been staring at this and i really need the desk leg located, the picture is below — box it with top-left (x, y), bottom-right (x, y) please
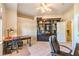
top-left (29, 38), bottom-right (31, 46)
top-left (27, 39), bottom-right (28, 44)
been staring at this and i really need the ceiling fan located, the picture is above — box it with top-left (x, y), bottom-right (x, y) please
top-left (36, 3), bottom-right (52, 13)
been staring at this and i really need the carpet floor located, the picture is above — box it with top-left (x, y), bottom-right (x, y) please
top-left (4, 41), bottom-right (72, 56)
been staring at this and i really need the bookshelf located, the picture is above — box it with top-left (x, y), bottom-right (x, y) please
top-left (37, 17), bottom-right (61, 41)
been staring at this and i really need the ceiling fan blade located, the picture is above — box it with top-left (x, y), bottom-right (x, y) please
top-left (41, 3), bottom-right (52, 11)
top-left (36, 3), bottom-right (52, 13)
top-left (40, 7), bottom-right (45, 13)
top-left (47, 8), bottom-right (52, 11)
top-left (46, 4), bottom-right (53, 7)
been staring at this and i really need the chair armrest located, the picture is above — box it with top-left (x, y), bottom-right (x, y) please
top-left (60, 45), bottom-right (72, 54)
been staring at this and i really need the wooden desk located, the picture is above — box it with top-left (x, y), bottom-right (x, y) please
top-left (3, 36), bottom-right (31, 55)
top-left (19, 36), bottom-right (31, 46)
top-left (4, 36), bottom-right (31, 46)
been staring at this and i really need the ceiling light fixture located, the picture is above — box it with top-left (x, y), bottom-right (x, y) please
top-left (36, 3), bottom-right (52, 13)
top-left (42, 3), bottom-right (52, 11)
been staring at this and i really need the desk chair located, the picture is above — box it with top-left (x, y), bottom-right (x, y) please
top-left (49, 35), bottom-right (72, 56)
top-left (11, 37), bottom-right (23, 53)
top-left (11, 37), bottom-right (19, 53)
top-left (3, 40), bottom-right (12, 54)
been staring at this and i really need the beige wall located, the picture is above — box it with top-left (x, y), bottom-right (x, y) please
top-left (17, 17), bottom-right (36, 38)
top-left (63, 6), bottom-right (74, 21)
top-left (3, 4), bottom-right (17, 38)
top-left (6, 8), bottom-right (17, 36)
top-left (2, 4), bottom-right (7, 37)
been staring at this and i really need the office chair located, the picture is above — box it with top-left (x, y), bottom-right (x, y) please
top-left (11, 37), bottom-right (19, 53)
top-left (49, 35), bottom-right (72, 56)
top-left (11, 37), bottom-right (23, 53)
top-left (3, 40), bottom-right (12, 54)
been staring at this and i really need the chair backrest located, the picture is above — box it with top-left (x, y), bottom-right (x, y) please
top-left (12, 37), bottom-right (20, 46)
top-left (49, 35), bottom-right (60, 53)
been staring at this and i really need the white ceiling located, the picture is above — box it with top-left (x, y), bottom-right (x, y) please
top-left (18, 3), bottom-right (74, 16)
top-left (4, 3), bottom-right (74, 16)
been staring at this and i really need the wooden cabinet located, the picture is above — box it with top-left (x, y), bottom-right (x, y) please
top-left (66, 20), bottom-right (72, 42)
top-left (37, 17), bottom-right (61, 41)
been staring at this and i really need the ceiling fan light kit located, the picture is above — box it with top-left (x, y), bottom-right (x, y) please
top-left (36, 3), bottom-right (52, 13)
